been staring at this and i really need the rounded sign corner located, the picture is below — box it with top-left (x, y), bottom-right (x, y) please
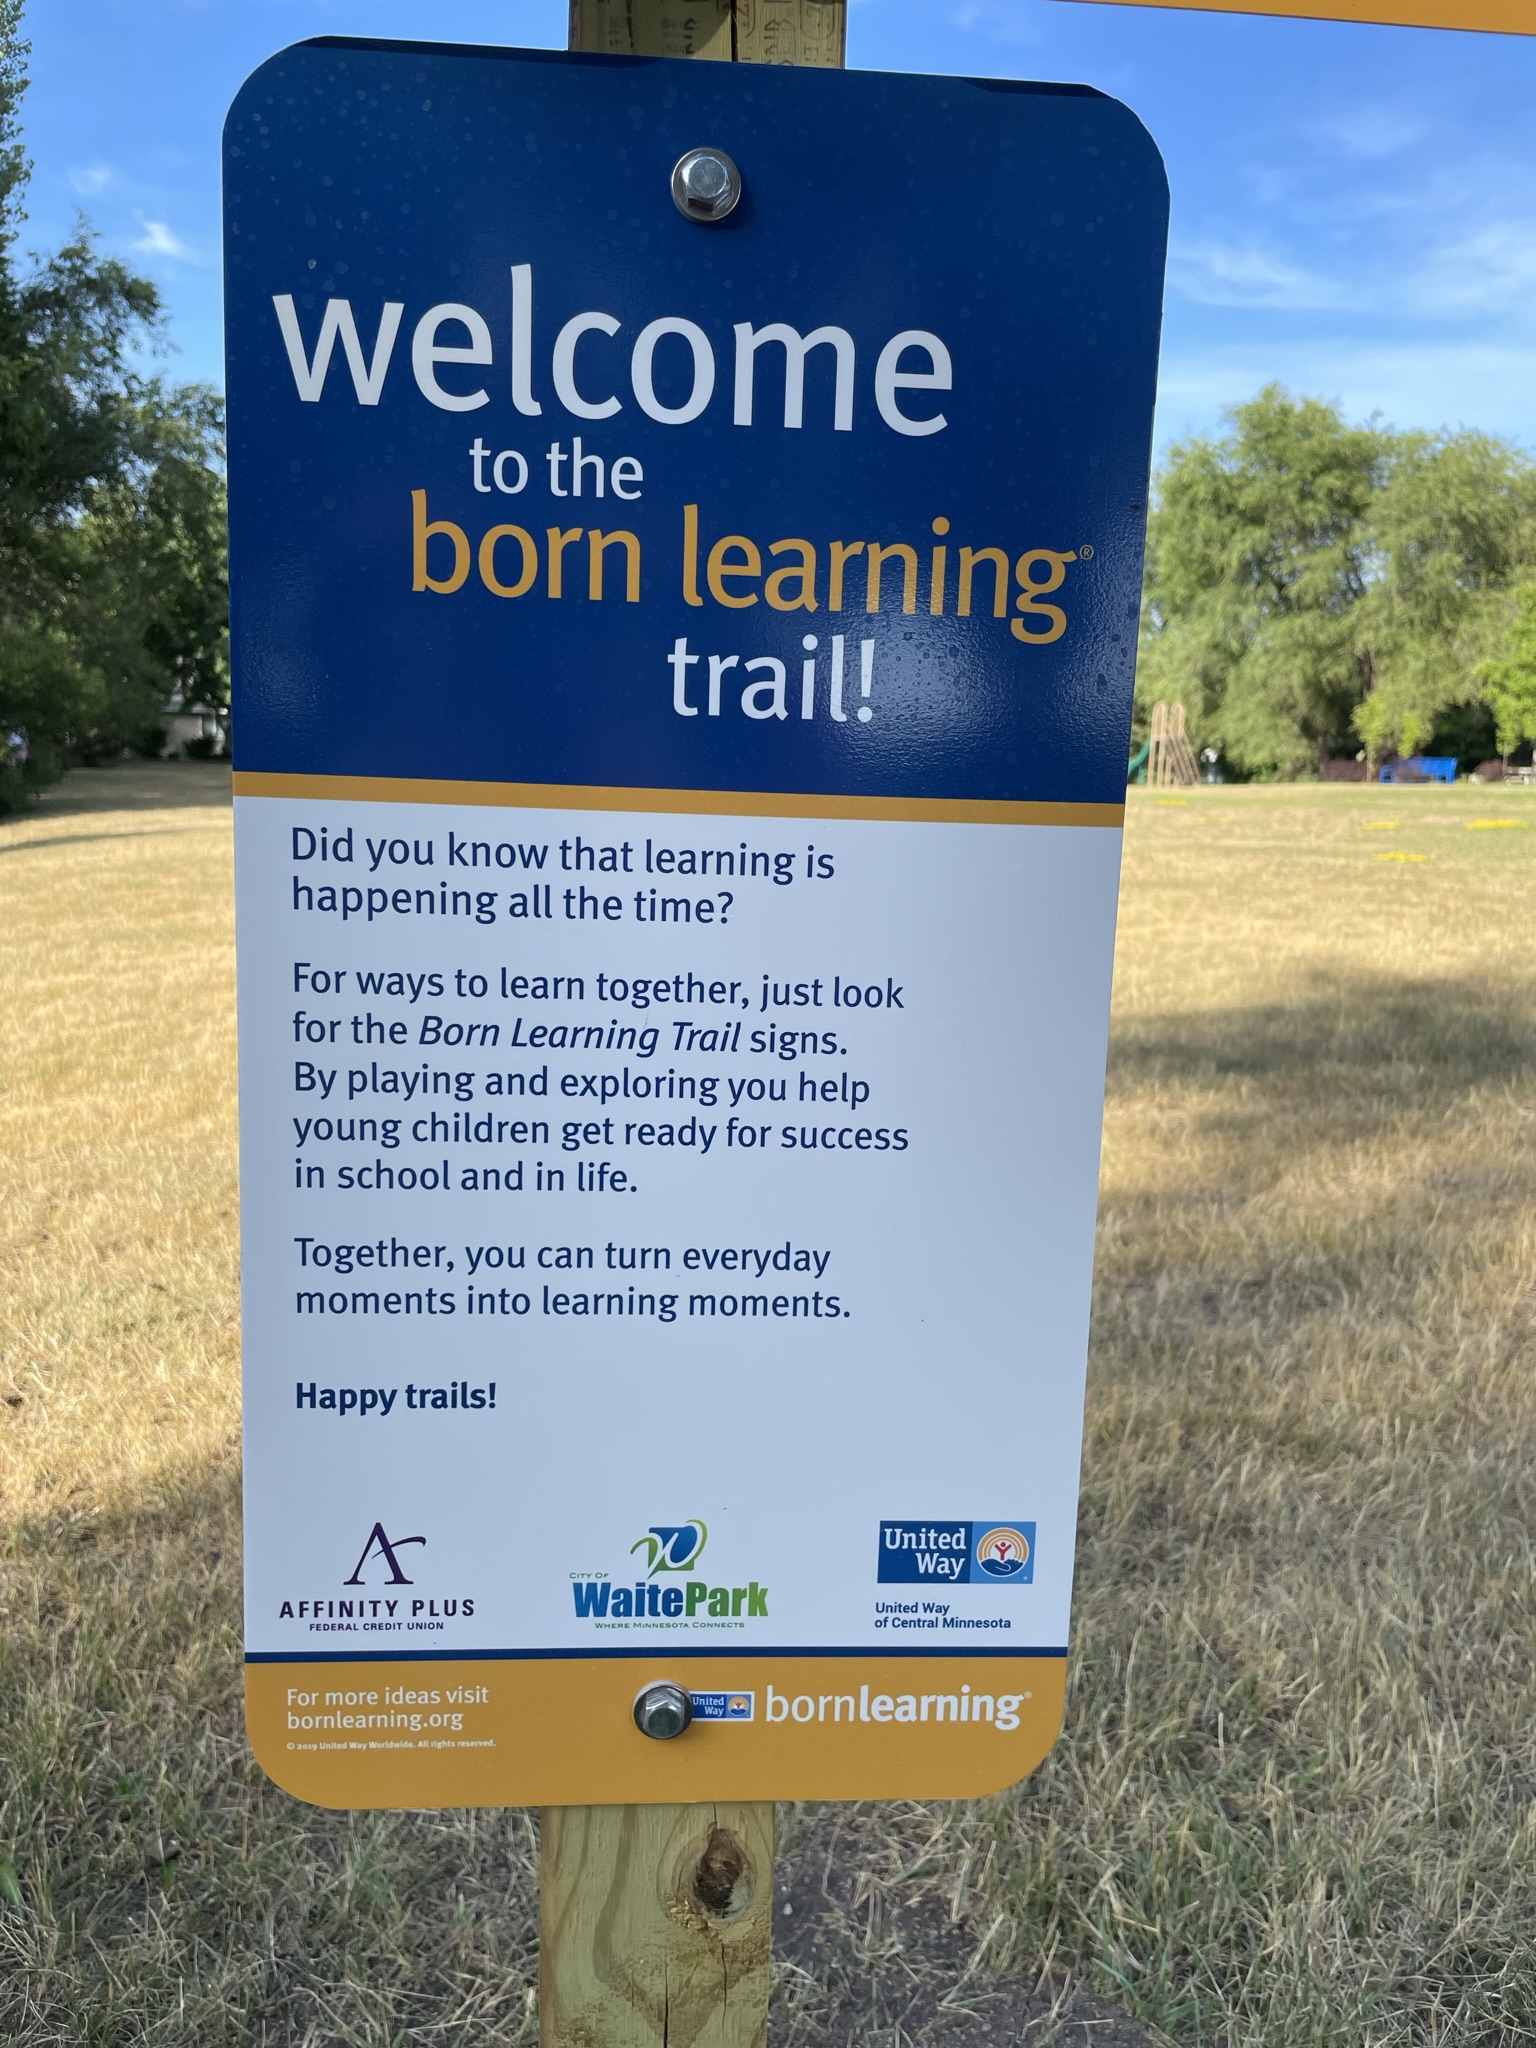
top-left (222, 43), bottom-right (317, 148)
top-left (244, 1674), bottom-right (361, 1812)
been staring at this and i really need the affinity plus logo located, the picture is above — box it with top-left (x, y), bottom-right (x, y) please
top-left (345, 1521), bottom-right (425, 1586)
top-left (276, 1520), bottom-right (474, 1631)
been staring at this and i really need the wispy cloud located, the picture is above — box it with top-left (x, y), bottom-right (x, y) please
top-left (1406, 219), bottom-right (1536, 322)
top-left (1168, 236), bottom-right (1342, 311)
top-left (132, 215), bottom-right (196, 261)
top-left (70, 161), bottom-right (114, 196)
top-left (1170, 153), bottom-right (1536, 335)
top-left (1308, 104), bottom-right (1429, 161)
top-left (1155, 340), bottom-right (1536, 453)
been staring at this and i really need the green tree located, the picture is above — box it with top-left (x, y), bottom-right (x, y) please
top-left (1353, 432), bottom-right (1536, 766)
top-left (0, 0), bottom-right (227, 811)
top-left (1139, 386), bottom-right (1536, 779)
top-left (1138, 386), bottom-right (1386, 777)
top-left (1476, 587), bottom-right (1536, 760)
top-left (70, 385), bottom-right (229, 756)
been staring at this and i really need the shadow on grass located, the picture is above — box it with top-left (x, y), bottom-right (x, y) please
top-left (1108, 968), bottom-right (1535, 1104)
top-left (11, 761), bottom-right (233, 823)
top-left (1096, 969), bottom-right (1535, 1336)
top-left (0, 824), bottom-right (231, 857)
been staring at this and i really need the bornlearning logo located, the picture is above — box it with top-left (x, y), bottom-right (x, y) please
top-left (631, 1520), bottom-right (708, 1576)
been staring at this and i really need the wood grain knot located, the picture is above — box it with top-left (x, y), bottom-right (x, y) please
top-left (691, 1825), bottom-right (755, 1919)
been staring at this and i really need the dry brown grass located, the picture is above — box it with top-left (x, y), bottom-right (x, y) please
top-left (2, 767), bottom-right (1534, 2045)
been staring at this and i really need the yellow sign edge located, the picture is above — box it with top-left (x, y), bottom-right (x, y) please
top-left (232, 770), bottom-right (1124, 829)
top-left (1062, 0), bottom-right (1536, 33)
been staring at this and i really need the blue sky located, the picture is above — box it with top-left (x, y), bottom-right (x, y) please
top-left (24, 0), bottom-right (1536, 453)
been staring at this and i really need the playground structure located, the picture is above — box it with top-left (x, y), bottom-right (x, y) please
top-left (1130, 701), bottom-right (1199, 787)
top-left (1380, 755), bottom-right (1457, 785)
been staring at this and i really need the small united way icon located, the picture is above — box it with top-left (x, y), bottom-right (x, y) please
top-left (975, 1526), bottom-right (1031, 1580)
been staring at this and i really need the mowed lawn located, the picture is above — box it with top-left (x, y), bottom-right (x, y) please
top-left (1, 765), bottom-right (1534, 2047)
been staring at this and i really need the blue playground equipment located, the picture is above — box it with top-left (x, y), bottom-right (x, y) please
top-left (1380, 756), bottom-right (1457, 784)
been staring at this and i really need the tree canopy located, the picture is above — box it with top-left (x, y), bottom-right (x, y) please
top-left (0, 0), bottom-right (226, 812)
top-left (1477, 587), bottom-right (1536, 761)
top-left (1139, 385), bottom-right (1536, 778)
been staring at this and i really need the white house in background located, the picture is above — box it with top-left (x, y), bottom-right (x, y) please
top-left (159, 687), bottom-right (228, 758)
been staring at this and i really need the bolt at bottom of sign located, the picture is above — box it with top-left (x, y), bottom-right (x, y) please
top-left (634, 1681), bottom-right (694, 1740)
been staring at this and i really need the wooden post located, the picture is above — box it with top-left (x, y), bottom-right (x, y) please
top-left (569, 0), bottom-right (735, 60)
top-left (546, 20), bottom-right (842, 2046)
top-left (569, 0), bottom-right (846, 65)
top-left (540, 1803), bottom-right (776, 2048)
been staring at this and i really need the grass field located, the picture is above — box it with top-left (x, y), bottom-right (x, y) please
top-left (2, 765), bottom-right (1534, 2046)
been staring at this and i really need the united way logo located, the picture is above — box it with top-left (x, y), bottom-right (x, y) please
top-left (878, 1519), bottom-right (1035, 1585)
top-left (690, 1690), bottom-right (755, 1722)
top-left (631, 1520), bottom-right (708, 1576)
top-left (975, 1526), bottom-right (1032, 1580)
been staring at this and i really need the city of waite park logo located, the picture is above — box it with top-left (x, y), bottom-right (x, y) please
top-left (571, 1518), bottom-right (768, 1623)
top-left (631, 1520), bottom-right (707, 1575)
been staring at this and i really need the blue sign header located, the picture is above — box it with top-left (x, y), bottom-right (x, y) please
top-left (224, 41), bottom-right (1167, 806)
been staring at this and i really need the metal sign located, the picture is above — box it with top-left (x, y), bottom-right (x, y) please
top-left (1061, 0), bottom-right (1536, 32)
top-left (227, 38), bottom-right (1168, 1807)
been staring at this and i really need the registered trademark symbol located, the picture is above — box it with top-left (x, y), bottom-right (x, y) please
top-left (1079, 544), bottom-right (1095, 559)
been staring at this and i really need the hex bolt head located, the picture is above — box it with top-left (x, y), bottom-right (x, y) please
top-left (671, 148), bottom-right (742, 224)
top-left (633, 1681), bottom-right (694, 1740)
